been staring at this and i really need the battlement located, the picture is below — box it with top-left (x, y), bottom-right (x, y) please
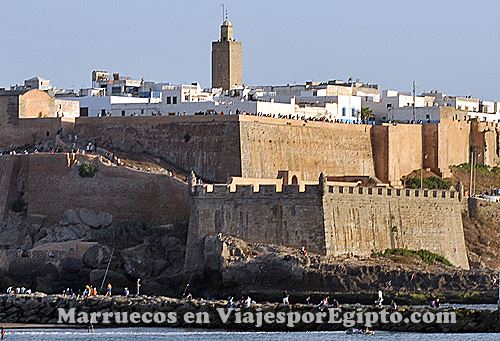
top-left (327, 185), bottom-right (460, 201)
top-left (194, 183), bottom-right (320, 196)
top-left (193, 183), bottom-right (460, 201)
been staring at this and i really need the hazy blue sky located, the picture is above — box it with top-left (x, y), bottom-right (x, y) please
top-left (1, 0), bottom-right (499, 98)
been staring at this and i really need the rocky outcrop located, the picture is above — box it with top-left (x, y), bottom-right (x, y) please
top-left (198, 236), bottom-right (497, 298)
top-left (0, 209), bottom-right (188, 296)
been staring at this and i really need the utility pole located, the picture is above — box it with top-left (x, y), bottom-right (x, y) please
top-left (412, 80), bottom-right (416, 123)
top-left (474, 152), bottom-right (481, 196)
top-left (469, 148), bottom-right (474, 197)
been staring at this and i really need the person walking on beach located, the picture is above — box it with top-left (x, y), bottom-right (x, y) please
top-left (1, 325), bottom-right (5, 340)
top-left (282, 290), bottom-right (290, 306)
top-left (105, 283), bottom-right (112, 297)
top-left (376, 290), bottom-right (384, 307)
top-left (136, 278), bottom-right (141, 296)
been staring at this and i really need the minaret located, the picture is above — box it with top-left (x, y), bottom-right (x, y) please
top-left (211, 17), bottom-right (242, 91)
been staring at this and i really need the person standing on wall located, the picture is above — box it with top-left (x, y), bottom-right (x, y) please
top-left (136, 278), bottom-right (141, 297)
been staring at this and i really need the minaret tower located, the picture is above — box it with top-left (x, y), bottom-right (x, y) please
top-left (211, 13), bottom-right (242, 90)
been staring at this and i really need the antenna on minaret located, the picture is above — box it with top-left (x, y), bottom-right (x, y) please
top-left (221, 4), bottom-right (225, 22)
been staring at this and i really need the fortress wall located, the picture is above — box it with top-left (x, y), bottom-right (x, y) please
top-left (0, 118), bottom-right (62, 150)
top-left (238, 115), bottom-right (376, 181)
top-left (75, 116), bottom-right (242, 182)
top-left (436, 121), bottom-right (471, 177)
top-left (370, 126), bottom-right (389, 182)
top-left (186, 183), bottom-right (470, 271)
top-left (184, 184), bottom-right (325, 271)
top-left (25, 153), bottom-right (190, 224)
top-left (386, 124), bottom-right (423, 186)
top-left (71, 115), bottom-right (496, 186)
top-left (323, 186), bottom-right (469, 269)
top-left (0, 157), bottom-right (17, 220)
top-left (473, 122), bottom-right (500, 167)
top-left (422, 124), bottom-right (439, 174)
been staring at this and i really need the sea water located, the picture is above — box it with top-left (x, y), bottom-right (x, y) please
top-left (5, 328), bottom-right (499, 340)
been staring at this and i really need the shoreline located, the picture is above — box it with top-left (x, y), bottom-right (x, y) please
top-left (0, 294), bottom-right (499, 333)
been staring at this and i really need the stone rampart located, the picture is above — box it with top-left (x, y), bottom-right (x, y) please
top-left (75, 116), bottom-right (242, 182)
top-left (323, 185), bottom-right (469, 269)
top-left (238, 115), bottom-right (376, 180)
top-left (185, 182), bottom-right (469, 271)
top-left (73, 115), bottom-right (499, 187)
top-left (0, 153), bottom-right (190, 225)
top-left (0, 118), bottom-right (63, 150)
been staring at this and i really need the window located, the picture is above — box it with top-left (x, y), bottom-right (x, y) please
top-left (166, 97), bottom-right (171, 104)
top-left (173, 96), bottom-right (177, 104)
top-left (121, 110), bottom-right (125, 116)
top-left (426, 114), bottom-right (430, 120)
top-left (141, 109), bottom-right (144, 115)
top-left (342, 108), bottom-right (346, 116)
top-left (351, 108), bottom-right (355, 116)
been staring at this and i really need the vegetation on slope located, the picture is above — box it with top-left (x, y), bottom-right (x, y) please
top-left (405, 176), bottom-right (452, 190)
top-left (78, 162), bottom-right (97, 178)
top-left (375, 248), bottom-right (453, 266)
top-left (451, 163), bottom-right (500, 193)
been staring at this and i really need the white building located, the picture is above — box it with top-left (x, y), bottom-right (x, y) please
top-left (91, 70), bottom-right (164, 99)
top-left (363, 90), bottom-right (436, 122)
top-left (65, 95), bottom-right (161, 117)
top-left (162, 83), bottom-right (214, 105)
top-left (24, 77), bottom-right (53, 91)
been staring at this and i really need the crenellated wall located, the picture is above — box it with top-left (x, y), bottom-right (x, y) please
top-left (185, 182), bottom-right (470, 271)
top-left (322, 185), bottom-right (468, 269)
top-left (185, 183), bottom-right (325, 271)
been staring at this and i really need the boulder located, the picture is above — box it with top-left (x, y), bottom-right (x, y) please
top-left (78, 209), bottom-right (112, 229)
top-left (33, 225), bottom-right (90, 246)
top-left (59, 209), bottom-right (81, 226)
top-left (82, 244), bottom-right (112, 268)
top-left (122, 244), bottom-right (150, 276)
top-left (60, 257), bottom-right (84, 273)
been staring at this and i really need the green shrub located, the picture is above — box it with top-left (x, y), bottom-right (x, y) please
top-left (453, 163), bottom-right (498, 174)
top-left (375, 248), bottom-right (452, 266)
top-left (11, 198), bottom-right (26, 213)
top-left (406, 177), bottom-right (452, 190)
top-left (78, 162), bottom-right (97, 177)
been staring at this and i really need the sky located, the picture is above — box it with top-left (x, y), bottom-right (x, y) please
top-left (0, 0), bottom-right (499, 99)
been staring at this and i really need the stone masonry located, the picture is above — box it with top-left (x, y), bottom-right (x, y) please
top-left (185, 176), bottom-right (470, 271)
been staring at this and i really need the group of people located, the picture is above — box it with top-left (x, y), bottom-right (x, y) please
top-left (192, 109), bottom-right (369, 125)
top-left (6, 286), bottom-right (32, 295)
top-left (225, 295), bottom-right (253, 308)
top-left (70, 278), bottom-right (140, 300)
